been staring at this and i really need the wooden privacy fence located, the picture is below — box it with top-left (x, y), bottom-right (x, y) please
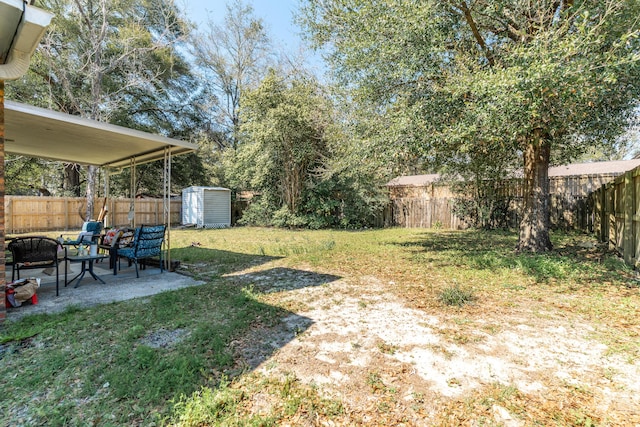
top-left (5, 196), bottom-right (181, 234)
top-left (387, 198), bottom-right (465, 229)
top-left (590, 168), bottom-right (640, 267)
top-left (385, 194), bottom-right (591, 230)
top-left (386, 175), bottom-right (616, 230)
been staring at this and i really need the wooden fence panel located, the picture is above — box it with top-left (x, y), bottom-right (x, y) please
top-left (388, 198), bottom-right (464, 229)
top-left (5, 196), bottom-right (181, 235)
top-left (386, 193), bottom-right (592, 231)
top-left (387, 175), bottom-right (607, 230)
top-left (590, 167), bottom-right (640, 267)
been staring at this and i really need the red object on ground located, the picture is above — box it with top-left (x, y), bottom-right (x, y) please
top-left (5, 287), bottom-right (38, 307)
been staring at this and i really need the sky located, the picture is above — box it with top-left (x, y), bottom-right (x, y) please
top-left (181, 0), bottom-right (307, 54)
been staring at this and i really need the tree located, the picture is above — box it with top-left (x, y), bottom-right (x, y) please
top-left (191, 0), bottom-right (272, 150)
top-left (229, 67), bottom-right (388, 228)
top-left (227, 69), bottom-right (330, 226)
top-left (8, 0), bottom-right (196, 216)
top-left (4, 156), bottom-right (60, 195)
top-left (301, 0), bottom-right (640, 251)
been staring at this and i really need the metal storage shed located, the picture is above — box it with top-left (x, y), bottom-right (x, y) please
top-left (181, 186), bottom-right (231, 228)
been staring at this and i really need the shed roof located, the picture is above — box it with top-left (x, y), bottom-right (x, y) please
top-left (183, 186), bottom-right (231, 192)
top-left (4, 100), bottom-right (198, 169)
top-left (387, 159), bottom-right (640, 187)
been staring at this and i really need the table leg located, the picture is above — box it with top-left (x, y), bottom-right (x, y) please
top-left (72, 261), bottom-right (88, 288)
top-left (64, 247), bottom-right (68, 288)
top-left (66, 262), bottom-right (83, 286)
top-left (86, 260), bottom-right (106, 284)
top-left (111, 247), bottom-right (118, 275)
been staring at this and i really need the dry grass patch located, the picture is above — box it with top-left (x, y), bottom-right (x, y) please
top-left (11, 227), bottom-right (636, 425)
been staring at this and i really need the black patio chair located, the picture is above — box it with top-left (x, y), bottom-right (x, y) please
top-left (8, 236), bottom-right (60, 296)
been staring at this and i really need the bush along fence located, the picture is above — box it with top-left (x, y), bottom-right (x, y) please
top-left (590, 169), bottom-right (640, 267)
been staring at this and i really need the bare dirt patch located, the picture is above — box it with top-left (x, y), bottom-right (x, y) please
top-left (228, 266), bottom-right (640, 426)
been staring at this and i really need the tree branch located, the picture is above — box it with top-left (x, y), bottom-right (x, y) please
top-left (471, 7), bottom-right (523, 43)
top-left (455, 1), bottom-right (495, 67)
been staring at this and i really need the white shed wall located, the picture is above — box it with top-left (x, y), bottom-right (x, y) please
top-left (181, 186), bottom-right (231, 228)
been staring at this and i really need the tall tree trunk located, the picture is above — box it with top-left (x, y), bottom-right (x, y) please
top-left (64, 163), bottom-right (81, 196)
top-left (518, 131), bottom-right (553, 252)
top-left (86, 165), bottom-right (97, 220)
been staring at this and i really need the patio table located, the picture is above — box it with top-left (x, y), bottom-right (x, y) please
top-left (65, 254), bottom-right (109, 288)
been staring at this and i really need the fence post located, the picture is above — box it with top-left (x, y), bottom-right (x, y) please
top-left (600, 186), bottom-right (606, 242)
top-left (624, 171), bottom-right (634, 265)
top-left (64, 198), bottom-right (69, 230)
top-left (5, 197), bottom-right (11, 235)
top-left (607, 183), bottom-right (615, 249)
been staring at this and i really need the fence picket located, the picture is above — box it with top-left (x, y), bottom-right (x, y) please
top-left (4, 196), bottom-right (181, 234)
top-left (385, 176), bottom-right (606, 230)
top-left (589, 168), bottom-right (640, 267)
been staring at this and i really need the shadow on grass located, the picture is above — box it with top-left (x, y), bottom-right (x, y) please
top-left (171, 247), bottom-right (283, 277)
top-left (0, 269), bottom-right (320, 425)
top-left (226, 267), bottom-right (341, 293)
top-left (396, 229), bottom-right (630, 284)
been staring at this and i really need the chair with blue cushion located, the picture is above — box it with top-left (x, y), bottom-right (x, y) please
top-left (114, 224), bottom-right (166, 277)
top-left (62, 220), bottom-right (103, 245)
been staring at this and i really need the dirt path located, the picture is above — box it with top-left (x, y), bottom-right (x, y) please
top-left (230, 268), bottom-right (640, 426)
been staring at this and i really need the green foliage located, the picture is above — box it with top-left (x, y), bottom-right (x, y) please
top-left (235, 166), bottom-right (387, 229)
top-left (301, 172), bottom-right (388, 229)
top-left (451, 181), bottom-right (515, 230)
top-left (271, 206), bottom-right (308, 229)
top-left (7, 0), bottom-right (208, 197)
top-left (4, 155), bottom-right (61, 195)
top-left (229, 69), bottom-right (389, 229)
top-left (238, 70), bottom-right (329, 214)
top-left (301, 0), bottom-right (640, 247)
top-left (108, 153), bottom-right (209, 197)
top-left (438, 284), bottom-right (476, 307)
top-left (237, 197), bottom-right (276, 227)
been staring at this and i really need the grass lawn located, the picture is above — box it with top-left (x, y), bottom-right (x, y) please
top-left (1, 227), bottom-right (638, 426)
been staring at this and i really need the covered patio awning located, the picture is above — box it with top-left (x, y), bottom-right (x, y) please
top-left (2, 99), bottom-right (199, 272)
top-left (4, 100), bottom-right (198, 168)
top-left (0, 0), bottom-right (53, 80)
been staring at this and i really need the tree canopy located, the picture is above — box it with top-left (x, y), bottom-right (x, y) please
top-left (191, 0), bottom-right (272, 151)
top-left (224, 68), bottom-right (387, 228)
top-left (301, 0), bottom-right (640, 250)
top-left (7, 0), bottom-right (208, 202)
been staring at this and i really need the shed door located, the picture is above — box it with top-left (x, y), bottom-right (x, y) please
top-left (203, 190), bottom-right (231, 227)
top-left (182, 189), bottom-right (200, 225)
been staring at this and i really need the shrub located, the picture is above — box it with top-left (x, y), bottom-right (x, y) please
top-left (237, 198), bottom-right (274, 227)
top-left (438, 284), bottom-right (476, 307)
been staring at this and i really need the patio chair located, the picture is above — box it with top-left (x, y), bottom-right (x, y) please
top-left (114, 224), bottom-right (166, 278)
top-left (8, 236), bottom-right (60, 296)
top-left (97, 228), bottom-right (134, 270)
top-left (61, 220), bottom-right (104, 246)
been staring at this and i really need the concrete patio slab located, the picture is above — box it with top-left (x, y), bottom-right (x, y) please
top-left (5, 260), bottom-right (205, 322)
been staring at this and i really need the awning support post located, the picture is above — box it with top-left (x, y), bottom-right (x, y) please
top-left (163, 146), bottom-right (172, 270)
